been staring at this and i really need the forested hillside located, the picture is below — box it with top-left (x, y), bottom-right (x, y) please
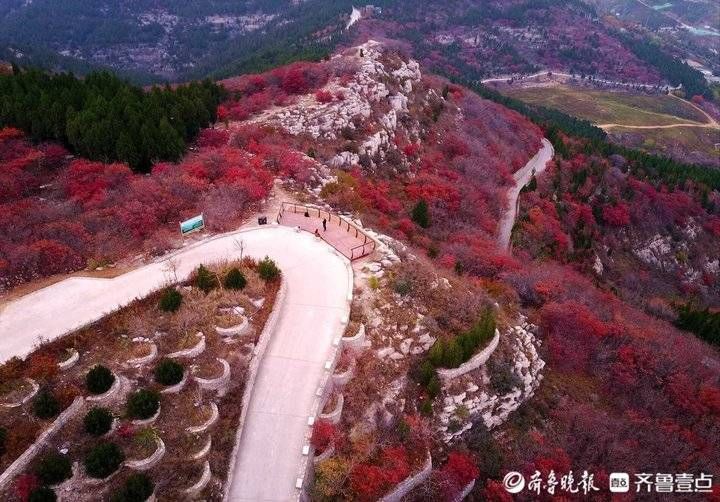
top-left (0, 69), bottom-right (222, 171)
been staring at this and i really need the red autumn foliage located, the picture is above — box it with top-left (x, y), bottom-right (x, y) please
top-left (14, 473), bottom-right (38, 502)
top-left (349, 446), bottom-right (412, 501)
top-left (0, 128), bottom-right (279, 289)
top-left (539, 300), bottom-right (609, 373)
top-left (315, 89), bottom-right (334, 104)
top-left (434, 451), bottom-right (480, 498)
top-left (310, 420), bottom-right (336, 452)
top-left (219, 61), bottom-right (332, 120)
top-left (601, 202), bottom-right (631, 226)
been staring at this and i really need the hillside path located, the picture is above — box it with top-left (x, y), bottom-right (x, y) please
top-left (0, 225), bottom-right (352, 501)
top-left (498, 138), bottom-right (554, 250)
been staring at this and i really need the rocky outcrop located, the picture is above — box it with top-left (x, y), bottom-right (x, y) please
top-left (438, 319), bottom-right (544, 442)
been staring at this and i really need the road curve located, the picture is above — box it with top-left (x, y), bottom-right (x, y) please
top-left (498, 138), bottom-right (554, 251)
top-left (0, 225), bottom-right (352, 500)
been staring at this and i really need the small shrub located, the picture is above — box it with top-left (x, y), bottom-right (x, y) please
top-left (84, 442), bottom-right (124, 479)
top-left (447, 419), bottom-right (461, 433)
top-left (14, 473), bottom-right (39, 501)
top-left (0, 426), bottom-right (6, 457)
top-left (154, 358), bottom-right (184, 386)
top-left (411, 199), bottom-right (430, 228)
top-left (126, 389), bottom-right (160, 420)
top-left (111, 473), bottom-right (155, 502)
top-left (158, 288), bottom-right (182, 312)
top-left (393, 278), bottom-right (412, 296)
top-left (368, 276), bottom-right (379, 290)
top-left (84, 407), bottom-right (114, 436)
top-left (32, 388), bottom-right (59, 419)
top-left (257, 256), bottom-right (280, 282)
top-left (86, 365), bottom-right (115, 395)
top-left (194, 264), bottom-right (218, 293)
top-left (223, 267), bottom-right (247, 290)
top-left (488, 357), bottom-right (522, 395)
top-left (29, 486), bottom-right (57, 502)
top-left (426, 375), bottom-right (441, 399)
top-left (419, 398), bottom-right (433, 416)
top-left (36, 452), bottom-right (72, 485)
top-left (310, 420), bottom-right (336, 451)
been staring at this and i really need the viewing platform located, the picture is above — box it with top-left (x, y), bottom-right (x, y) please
top-left (276, 202), bottom-right (376, 260)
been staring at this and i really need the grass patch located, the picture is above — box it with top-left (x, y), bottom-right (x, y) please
top-left (505, 85), bottom-right (709, 126)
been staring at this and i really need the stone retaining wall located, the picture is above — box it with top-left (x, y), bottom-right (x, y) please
top-left (331, 361), bottom-right (355, 388)
top-left (184, 460), bottom-right (211, 498)
top-left (125, 438), bottom-right (166, 471)
top-left (0, 397), bottom-right (85, 492)
top-left (342, 324), bottom-right (366, 352)
top-left (167, 333), bottom-right (205, 359)
top-left (379, 453), bottom-right (432, 502)
top-left (437, 330), bottom-right (500, 381)
top-left (222, 277), bottom-right (288, 501)
top-left (318, 394), bottom-right (344, 424)
top-left (57, 349), bottom-right (79, 371)
top-left (125, 343), bottom-right (157, 367)
top-left (454, 479), bottom-right (476, 502)
top-left (194, 358), bottom-right (231, 396)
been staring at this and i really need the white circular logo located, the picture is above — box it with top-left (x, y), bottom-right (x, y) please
top-left (503, 471), bottom-right (526, 494)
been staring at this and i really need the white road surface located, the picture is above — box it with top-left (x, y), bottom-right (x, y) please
top-left (480, 71), bottom-right (680, 91)
top-left (498, 138), bottom-right (554, 250)
top-left (0, 225), bottom-right (352, 501)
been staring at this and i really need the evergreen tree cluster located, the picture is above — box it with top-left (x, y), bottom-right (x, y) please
top-left (0, 68), bottom-right (223, 171)
top-left (427, 309), bottom-right (497, 369)
top-left (675, 305), bottom-right (720, 346)
top-left (615, 32), bottom-right (713, 100)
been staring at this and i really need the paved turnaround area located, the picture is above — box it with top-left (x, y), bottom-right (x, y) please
top-left (0, 225), bottom-right (352, 501)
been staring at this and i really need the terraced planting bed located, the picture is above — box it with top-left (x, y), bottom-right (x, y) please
top-left (0, 259), bottom-right (280, 501)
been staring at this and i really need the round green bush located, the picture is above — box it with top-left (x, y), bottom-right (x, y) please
top-left (111, 473), bottom-right (155, 502)
top-left (257, 256), bottom-right (280, 282)
top-left (29, 486), bottom-right (57, 502)
top-left (32, 388), bottom-right (59, 419)
top-left (36, 452), bottom-right (72, 485)
top-left (154, 358), bottom-right (184, 386)
top-left (84, 407), bottom-right (114, 436)
top-left (84, 442), bottom-right (124, 479)
top-left (86, 365), bottom-right (115, 395)
top-left (223, 267), bottom-right (247, 290)
top-left (194, 264), bottom-right (217, 293)
top-left (126, 389), bottom-right (160, 420)
top-left (158, 288), bottom-right (182, 312)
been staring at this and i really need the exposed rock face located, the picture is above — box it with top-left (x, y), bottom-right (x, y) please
top-left (437, 318), bottom-right (544, 443)
top-left (251, 40), bottom-right (423, 168)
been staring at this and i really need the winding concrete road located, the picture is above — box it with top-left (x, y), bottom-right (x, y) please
top-left (0, 225), bottom-right (352, 501)
top-left (498, 138), bottom-right (554, 250)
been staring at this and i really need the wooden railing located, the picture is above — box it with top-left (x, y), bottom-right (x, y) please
top-left (276, 202), bottom-right (377, 261)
